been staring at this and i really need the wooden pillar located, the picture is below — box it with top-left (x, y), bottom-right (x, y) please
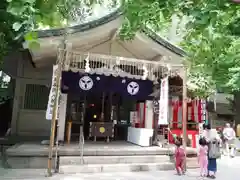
top-left (182, 67), bottom-right (187, 149)
top-left (66, 121), bottom-right (72, 144)
top-left (153, 83), bottom-right (160, 145)
top-left (181, 67), bottom-right (188, 171)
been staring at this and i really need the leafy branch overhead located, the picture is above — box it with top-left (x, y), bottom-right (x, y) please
top-left (121, 0), bottom-right (240, 95)
top-left (0, 0), bottom-right (106, 59)
top-left (2, 0), bottom-right (240, 97)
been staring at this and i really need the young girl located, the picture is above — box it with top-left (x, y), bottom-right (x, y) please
top-left (198, 138), bottom-right (208, 177)
top-left (174, 138), bottom-right (186, 175)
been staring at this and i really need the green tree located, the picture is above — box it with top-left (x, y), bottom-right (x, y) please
top-left (1, 0), bottom-right (115, 60)
top-left (4, 0), bottom-right (79, 52)
top-left (121, 0), bottom-right (240, 96)
top-left (2, 0), bottom-right (240, 96)
top-left (120, 0), bottom-right (240, 121)
top-left (0, 0), bottom-right (23, 62)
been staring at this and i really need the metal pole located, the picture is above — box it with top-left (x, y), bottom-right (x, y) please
top-left (182, 66), bottom-right (188, 170)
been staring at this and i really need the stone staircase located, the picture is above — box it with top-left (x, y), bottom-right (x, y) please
top-left (59, 155), bottom-right (175, 173)
top-left (4, 142), bottom-right (198, 171)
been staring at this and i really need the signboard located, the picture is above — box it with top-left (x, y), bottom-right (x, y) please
top-left (199, 123), bottom-right (204, 137)
top-left (130, 111), bottom-right (138, 124)
top-left (46, 65), bottom-right (61, 120)
top-left (57, 94), bottom-right (68, 141)
top-left (201, 100), bottom-right (207, 123)
top-left (158, 76), bottom-right (169, 125)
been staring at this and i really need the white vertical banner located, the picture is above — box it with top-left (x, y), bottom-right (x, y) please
top-left (177, 104), bottom-right (182, 128)
top-left (46, 65), bottom-right (61, 120)
top-left (130, 111), bottom-right (138, 124)
top-left (194, 100), bottom-right (199, 123)
top-left (139, 102), bottom-right (145, 126)
top-left (145, 100), bottom-right (154, 129)
top-left (199, 123), bottom-right (204, 137)
top-left (158, 76), bottom-right (169, 125)
top-left (57, 94), bottom-right (68, 141)
top-left (201, 99), bottom-right (207, 122)
top-left (168, 103), bottom-right (173, 128)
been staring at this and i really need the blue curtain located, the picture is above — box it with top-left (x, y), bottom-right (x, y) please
top-left (109, 76), bottom-right (153, 100)
top-left (61, 71), bottom-right (153, 100)
top-left (61, 71), bottom-right (110, 95)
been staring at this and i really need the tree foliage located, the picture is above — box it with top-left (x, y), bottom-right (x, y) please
top-left (1, 0), bottom-right (123, 57)
top-left (4, 0), bottom-right (96, 51)
top-left (0, 0), bottom-right (23, 62)
top-left (7, 0), bottom-right (96, 31)
top-left (1, 0), bottom-right (113, 60)
top-left (1, 0), bottom-right (240, 97)
top-left (120, 0), bottom-right (240, 97)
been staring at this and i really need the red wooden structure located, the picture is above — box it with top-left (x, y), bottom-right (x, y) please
top-left (154, 99), bottom-right (207, 148)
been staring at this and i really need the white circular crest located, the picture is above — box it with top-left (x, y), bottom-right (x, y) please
top-left (127, 81), bottom-right (139, 95)
top-left (79, 76), bottom-right (93, 90)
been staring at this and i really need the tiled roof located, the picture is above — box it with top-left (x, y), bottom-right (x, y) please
top-left (34, 8), bottom-right (186, 57)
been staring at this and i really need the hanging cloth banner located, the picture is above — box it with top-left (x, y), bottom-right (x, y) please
top-left (61, 71), bottom-right (110, 94)
top-left (57, 94), bottom-right (68, 141)
top-left (177, 102), bottom-right (182, 128)
top-left (168, 101), bottom-right (173, 128)
top-left (191, 100), bottom-right (195, 122)
top-left (172, 101), bottom-right (179, 128)
top-left (201, 99), bottom-right (207, 123)
top-left (61, 71), bottom-right (153, 100)
top-left (46, 65), bottom-right (61, 120)
top-left (110, 76), bottom-right (153, 100)
top-left (158, 76), bottom-right (169, 125)
top-left (194, 99), bottom-right (200, 123)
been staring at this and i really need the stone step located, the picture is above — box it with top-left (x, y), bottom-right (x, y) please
top-left (60, 155), bottom-right (170, 165)
top-left (59, 162), bottom-right (175, 174)
top-left (186, 157), bottom-right (199, 169)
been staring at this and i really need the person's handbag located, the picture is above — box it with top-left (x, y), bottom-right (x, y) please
top-left (208, 140), bottom-right (221, 159)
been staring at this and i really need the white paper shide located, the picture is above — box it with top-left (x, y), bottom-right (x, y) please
top-left (46, 65), bottom-right (61, 120)
top-left (158, 76), bottom-right (169, 125)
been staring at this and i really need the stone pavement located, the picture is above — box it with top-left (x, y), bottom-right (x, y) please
top-left (1, 156), bottom-right (240, 180)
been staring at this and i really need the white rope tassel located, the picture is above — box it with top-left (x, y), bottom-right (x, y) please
top-left (58, 50), bottom-right (183, 78)
top-left (166, 64), bottom-right (171, 76)
top-left (85, 53), bottom-right (91, 73)
top-left (142, 64), bottom-right (148, 80)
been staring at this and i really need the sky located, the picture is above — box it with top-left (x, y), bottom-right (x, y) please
top-left (69, 3), bottom-right (119, 26)
top-left (37, 2), bottom-right (119, 30)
